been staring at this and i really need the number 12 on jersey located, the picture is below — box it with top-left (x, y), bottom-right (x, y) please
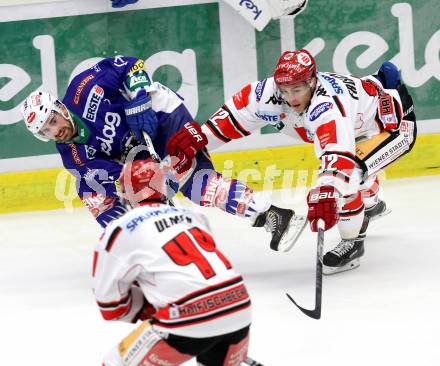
top-left (163, 227), bottom-right (232, 279)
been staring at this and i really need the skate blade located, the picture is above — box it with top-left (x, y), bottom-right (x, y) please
top-left (323, 258), bottom-right (360, 275)
top-left (369, 208), bottom-right (392, 222)
top-left (278, 215), bottom-right (308, 252)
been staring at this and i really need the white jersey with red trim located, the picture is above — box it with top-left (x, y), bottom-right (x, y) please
top-left (202, 72), bottom-right (403, 196)
top-left (300, 72), bottom-right (402, 196)
top-left (92, 203), bottom-right (251, 338)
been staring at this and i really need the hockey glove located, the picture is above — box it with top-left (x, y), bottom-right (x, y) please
top-left (137, 299), bottom-right (156, 322)
top-left (124, 94), bottom-right (159, 142)
top-left (377, 61), bottom-right (401, 89)
top-left (111, 0), bottom-right (139, 8)
top-left (307, 186), bottom-right (339, 232)
top-left (167, 122), bottom-right (208, 172)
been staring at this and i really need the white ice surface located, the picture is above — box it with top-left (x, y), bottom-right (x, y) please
top-left (2, 175), bottom-right (440, 366)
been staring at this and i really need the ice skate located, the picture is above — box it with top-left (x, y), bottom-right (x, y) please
top-left (323, 238), bottom-right (365, 275)
top-left (365, 200), bottom-right (391, 221)
top-left (252, 205), bottom-right (307, 252)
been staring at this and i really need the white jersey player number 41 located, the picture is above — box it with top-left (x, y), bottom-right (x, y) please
top-left (222, 0), bottom-right (309, 31)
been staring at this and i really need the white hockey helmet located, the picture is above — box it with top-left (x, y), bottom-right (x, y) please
top-left (21, 91), bottom-right (69, 142)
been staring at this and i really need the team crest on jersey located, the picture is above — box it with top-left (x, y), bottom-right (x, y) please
top-left (83, 85), bottom-right (104, 122)
top-left (309, 102), bottom-right (333, 121)
top-left (255, 79), bottom-right (267, 102)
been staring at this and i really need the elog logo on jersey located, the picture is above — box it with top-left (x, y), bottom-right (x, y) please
top-left (83, 85), bottom-right (104, 122)
top-left (97, 112), bottom-right (121, 156)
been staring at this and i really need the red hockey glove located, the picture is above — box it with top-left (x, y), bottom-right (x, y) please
top-left (307, 186), bottom-right (339, 232)
top-left (167, 122), bottom-right (208, 160)
top-left (134, 298), bottom-right (156, 322)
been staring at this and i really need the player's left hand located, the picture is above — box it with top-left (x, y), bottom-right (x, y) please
top-left (111, 0), bottom-right (139, 8)
top-left (124, 94), bottom-right (159, 141)
top-left (167, 122), bottom-right (208, 167)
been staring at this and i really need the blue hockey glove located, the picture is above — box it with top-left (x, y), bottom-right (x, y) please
top-left (377, 61), bottom-right (401, 89)
top-left (124, 94), bottom-right (159, 141)
top-left (111, 0), bottom-right (139, 8)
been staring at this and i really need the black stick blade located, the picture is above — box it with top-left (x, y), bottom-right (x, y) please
top-left (244, 356), bottom-right (265, 365)
top-left (286, 292), bottom-right (321, 319)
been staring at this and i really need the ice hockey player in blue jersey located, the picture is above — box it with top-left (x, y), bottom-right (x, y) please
top-left (21, 56), bottom-right (306, 251)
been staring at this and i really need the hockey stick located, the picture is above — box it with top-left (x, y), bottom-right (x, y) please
top-left (142, 131), bottom-right (161, 163)
top-left (286, 219), bottom-right (324, 319)
top-left (243, 356), bottom-right (265, 366)
top-left (140, 131), bottom-right (177, 207)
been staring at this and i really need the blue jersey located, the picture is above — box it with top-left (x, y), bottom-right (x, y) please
top-left (57, 56), bottom-right (193, 227)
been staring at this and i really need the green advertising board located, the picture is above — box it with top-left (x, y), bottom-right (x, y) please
top-left (0, 0), bottom-right (439, 162)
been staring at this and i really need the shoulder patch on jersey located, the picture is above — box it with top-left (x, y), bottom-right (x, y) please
top-left (69, 143), bottom-right (84, 166)
top-left (73, 74), bottom-right (95, 105)
top-left (255, 79), bottom-right (267, 102)
top-left (309, 102), bottom-right (333, 121)
top-left (320, 74), bottom-right (344, 95)
top-left (316, 120), bottom-right (337, 149)
top-left (361, 79), bottom-right (378, 96)
top-left (232, 84), bottom-right (251, 110)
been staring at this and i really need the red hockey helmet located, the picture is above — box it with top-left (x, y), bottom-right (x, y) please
top-left (274, 49), bottom-right (317, 86)
top-left (118, 158), bottom-right (170, 206)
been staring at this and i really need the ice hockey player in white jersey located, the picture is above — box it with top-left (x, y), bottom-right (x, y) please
top-left (200, 49), bottom-right (416, 274)
top-left (93, 158), bottom-right (252, 366)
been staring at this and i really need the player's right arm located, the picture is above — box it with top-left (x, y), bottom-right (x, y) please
top-left (202, 80), bottom-right (272, 151)
top-left (166, 80), bottom-right (270, 171)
